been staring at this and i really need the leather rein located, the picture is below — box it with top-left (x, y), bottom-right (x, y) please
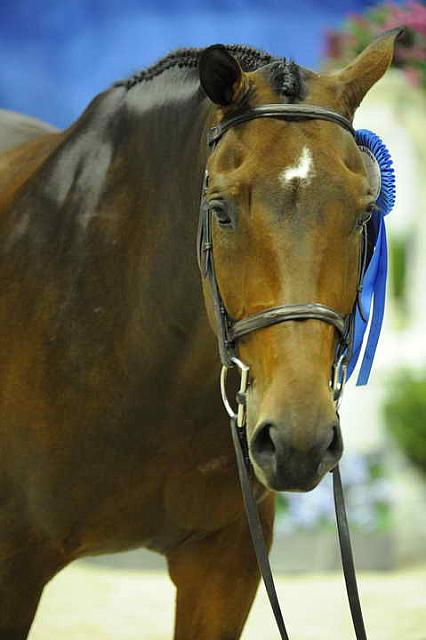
top-left (197, 104), bottom-right (368, 639)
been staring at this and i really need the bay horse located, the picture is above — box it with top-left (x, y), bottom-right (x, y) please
top-left (0, 30), bottom-right (399, 639)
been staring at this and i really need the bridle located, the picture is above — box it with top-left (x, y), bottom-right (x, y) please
top-left (197, 104), bottom-right (369, 639)
top-left (197, 104), bottom-right (368, 411)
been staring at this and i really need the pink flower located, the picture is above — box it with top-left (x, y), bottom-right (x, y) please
top-left (324, 30), bottom-right (343, 60)
top-left (383, 1), bottom-right (426, 36)
top-left (323, 0), bottom-right (426, 91)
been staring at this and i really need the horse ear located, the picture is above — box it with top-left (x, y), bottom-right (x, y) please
top-left (199, 45), bottom-right (244, 106)
top-left (336, 28), bottom-right (404, 116)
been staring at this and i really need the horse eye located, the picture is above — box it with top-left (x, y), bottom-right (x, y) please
top-left (209, 200), bottom-right (232, 226)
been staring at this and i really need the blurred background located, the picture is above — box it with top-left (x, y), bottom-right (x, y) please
top-left (2, 0), bottom-right (424, 638)
top-left (0, 0), bottom-right (410, 128)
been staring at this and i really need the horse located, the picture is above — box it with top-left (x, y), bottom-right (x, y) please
top-left (0, 29), bottom-right (399, 639)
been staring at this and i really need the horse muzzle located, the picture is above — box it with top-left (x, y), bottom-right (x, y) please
top-left (249, 415), bottom-right (343, 492)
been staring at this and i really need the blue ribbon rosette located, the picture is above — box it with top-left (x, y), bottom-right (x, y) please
top-left (347, 129), bottom-right (396, 385)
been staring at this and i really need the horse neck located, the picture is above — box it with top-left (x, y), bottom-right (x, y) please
top-left (116, 72), bottom-right (218, 379)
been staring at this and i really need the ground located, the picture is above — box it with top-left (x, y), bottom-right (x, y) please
top-left (30, 556), bottom-right (426, 640)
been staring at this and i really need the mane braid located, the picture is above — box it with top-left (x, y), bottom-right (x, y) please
top-left (114, 45), bottom-right (302, 100)
top-left (267, 60), bottom-right (301, 99)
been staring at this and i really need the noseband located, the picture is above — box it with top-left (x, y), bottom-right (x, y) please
top-left (197, 104), bottom-right (369, 640)
top-left (198, 103), bottom-right (363, 413)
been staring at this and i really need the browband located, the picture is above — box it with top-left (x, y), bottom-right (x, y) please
top-left (208, 103), bottom-right (356, 146)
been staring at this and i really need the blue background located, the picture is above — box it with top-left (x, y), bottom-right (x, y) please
top-left (0, 1), bottom-right (389, 128)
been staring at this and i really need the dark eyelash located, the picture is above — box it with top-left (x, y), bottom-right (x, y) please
top-left (209, 200), bottom-right (232, 226)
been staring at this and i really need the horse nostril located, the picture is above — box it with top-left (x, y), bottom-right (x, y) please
top-left (318, 423), bottom-right (343, 475)
top-left (251, 421), bottom-right (276, 462)
top-left (328, 424), bottom-right (342, 456)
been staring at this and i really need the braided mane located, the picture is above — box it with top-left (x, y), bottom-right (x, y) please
top-left (114, 45), bottom-right (304, 101)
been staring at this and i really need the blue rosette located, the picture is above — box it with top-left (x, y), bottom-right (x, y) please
top-left (347, 129), bottom-right (396, 385)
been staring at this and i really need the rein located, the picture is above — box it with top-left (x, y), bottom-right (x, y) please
top-left (198, 104), bottom-right (368, 639)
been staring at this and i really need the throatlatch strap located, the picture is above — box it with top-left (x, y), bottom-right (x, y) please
top-left (230, 417), bottom-right (290, 640)
top-left (333, 466), bottom-right (368, 640)
top-left (231, 418), bottom-right (368, 640)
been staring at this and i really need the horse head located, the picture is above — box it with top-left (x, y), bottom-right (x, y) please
top-left (198, 31), bottom-right (400, 492)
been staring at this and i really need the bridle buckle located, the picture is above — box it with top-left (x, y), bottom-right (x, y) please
top-left (220, 357), bottom-right (250, 428)
top-left (332, 353), bottom-right (348, 407)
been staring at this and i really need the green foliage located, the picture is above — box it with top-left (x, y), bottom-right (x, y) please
top-left (389, 236), bottom-right (407, 306)
top-left (383, 370), bottom-right (426, 475)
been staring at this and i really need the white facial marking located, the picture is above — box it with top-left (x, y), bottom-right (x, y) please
top-left (279, 146), bottom-right (314, 186)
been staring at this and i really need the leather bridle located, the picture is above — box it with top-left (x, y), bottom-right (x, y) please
top-left (197, 104), bottom-right (369, 639)
top-left (197, 104), bottom-right (366, 408)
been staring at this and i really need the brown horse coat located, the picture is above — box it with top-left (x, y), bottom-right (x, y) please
top-left (0, 31), bottom-right (400, 639)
